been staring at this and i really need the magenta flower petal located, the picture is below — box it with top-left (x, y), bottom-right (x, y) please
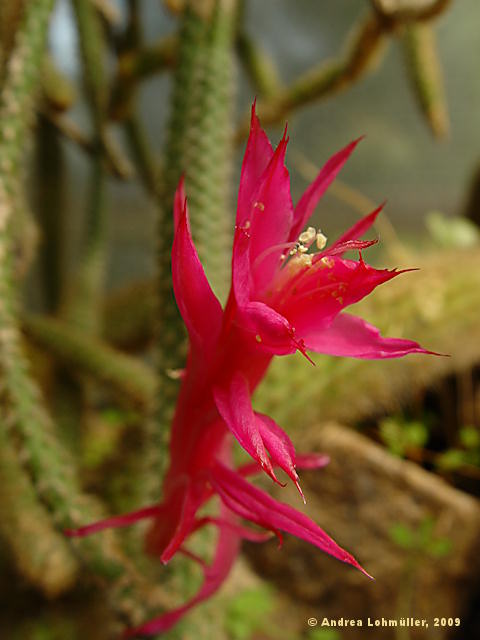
top-left (236, 300), bottom-right (297, 354)
top-left (248, 132), bottom-right (294, 293)
top-left (283, 255), bottom-right (404, 338)
top-left (302, 312), bottom-right (434, 359)
top-left (323, 238), bottom-right (378, 258)
top-left (236, 101), bottom-right (274, 226)
top-left (172, 189), bottom-right (223, 358)
top-left (213, 372), bottom-right (279, 483)
top-left (210, 462), bottom-right (372, 579)
top-left (158, 481), bottom-right (208, 564)
top-left (64, 504), bottom-right (162, 538)
top-left (255, 412), bottom-right (304, 499)
top-left (295, 453), bottom-right (330, 469)
top-left (193, 515), bottom-right (273, 543)
top-left (324, 204), bottom-right (383, 256)
top-left (173, 174), bottom-right (187, 230)
top-left (124, 507), bottom-right (242, 638)
top-left (288, 138), bottom-right (363, 243)
top-left (238, 452), bottom-right (329, 478)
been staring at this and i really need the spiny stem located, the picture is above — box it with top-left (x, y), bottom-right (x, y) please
top-left (65, 0), bottom-right (109, 334)
top-left (0, 0), bottom-right (164, 627)
top-left (0, 439), bottom-right (79, 598)
top-left (139, 0), bottom-right (238, 505)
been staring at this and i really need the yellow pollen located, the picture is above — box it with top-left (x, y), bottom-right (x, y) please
top-left (254, 201), bottom-right (265, 211)
top-left (295, 254), bottom-right (313, 267)
top-left (255, 334), bottom-right (262, 343)
top-left (320, 256), bottom-right (334, 268)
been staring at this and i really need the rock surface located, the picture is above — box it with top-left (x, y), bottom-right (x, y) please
top-left (244, 424), bottom-right (480, 639)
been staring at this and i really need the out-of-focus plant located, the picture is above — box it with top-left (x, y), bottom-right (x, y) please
top-left (436, 427), bottom-right (480, 472)
top-left (379, 417), bottom-right (430, 458)
top-left (390, 516), bottom-right (452, 558)
top-left (224, 585), bottom-right (275, 640)
top-left (390, 516), bottom-right (452, 640)
top-left (426, 211), bottom-right (480, 249)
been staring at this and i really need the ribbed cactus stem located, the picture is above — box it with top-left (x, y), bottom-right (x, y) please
top-left (0, 1), bottom-right (164, 626)
top-left (0, 440), bottom-right (79, 597)
top-left (71, 0), bottom-right (107, 131)
top-left (34, 116), bottom-right (65, 312)
top-left (23, 313), bottom-right (157, 407)
top-left (62, 154), bottom-right (107, 333)
top-left (0, 0), bottom-right (25, 86)
top-left (148, 0), bottom-right (238, 499)
top-left (65, 0), bottom-right (108, 334)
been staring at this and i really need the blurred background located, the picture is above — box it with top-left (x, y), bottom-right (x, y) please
top-left (1, 0), bottom-right (480, 639)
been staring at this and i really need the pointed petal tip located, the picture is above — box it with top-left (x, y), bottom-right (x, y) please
top-left (294, 477), bottom-right (307, 505)
top-left (359, 563), bottom-right (375, 581)
top-left (293, 335), bottom-right (316, 366)
top-left (422, 348), bottom-right (450, 357)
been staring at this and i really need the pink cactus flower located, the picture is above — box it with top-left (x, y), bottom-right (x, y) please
top-left (66, 104), bottom-right (435, 637)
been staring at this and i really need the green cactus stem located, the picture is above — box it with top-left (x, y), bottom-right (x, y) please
top-left (0, 0), bottom-right (166, 628)
top-left (236, 29), bottom-right (282, 100)
top-left (0, 0), bottom-right (25, 86)
top-left (33, 116), bottom-right (65, 313)
top-left (64, 0), bottom-right (109, 334)
top-left (237, 10), bottom-right (389, 138)
top-left (401, 22), bottom-right (449, 138)
top-left (142, 0), bottom-right (238, 503)
top-left (0, 440), bottom-right (79, 598)
top-left (23, 313), bottom-right (156, 407)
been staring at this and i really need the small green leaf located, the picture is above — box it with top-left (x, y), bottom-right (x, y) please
top-left (225, 586), bottom-right (274, 640)
top-left (459, 426), bottom-right (480, 450)
top-left (428, 537), bottom-right (452, 558)
top-left (436, 449), bottom-right (466, 471)
top-left (308, 629), bottom-right (341, 640)
top-left (390, 523), bottom-right (415, 550)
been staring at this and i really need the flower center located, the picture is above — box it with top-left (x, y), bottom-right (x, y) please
top-left (280, 227), bottom-right (328, 272)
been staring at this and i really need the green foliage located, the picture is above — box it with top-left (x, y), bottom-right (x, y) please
top-left (379, 417), bottom-right (429, 457)
top-left (307, 630), bottom-right (341, 640)
top-left (436, 426), bottom-right (480, 471)
top-left (224, 585), bottom-right (274, 640)
top-left (389, 517), bottom-right (451, 558)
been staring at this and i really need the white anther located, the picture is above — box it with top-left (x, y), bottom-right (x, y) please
top-left (298, 227), bottom-right (316, 245)
top-left (316, 232), bottom-right (327, 250)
